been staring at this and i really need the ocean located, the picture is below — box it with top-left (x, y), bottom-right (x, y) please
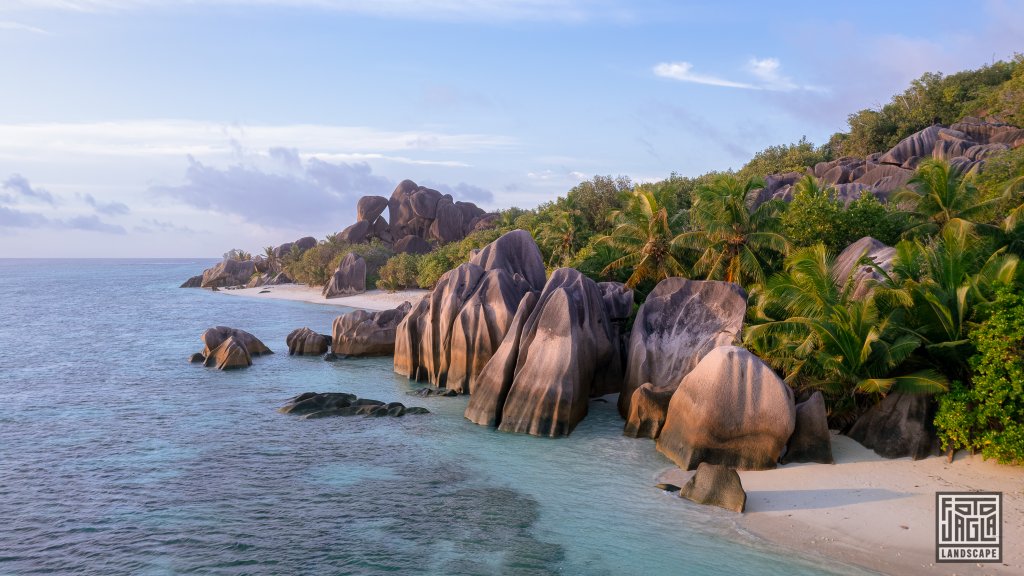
top-left (0, 259), bottom-right (871, 575)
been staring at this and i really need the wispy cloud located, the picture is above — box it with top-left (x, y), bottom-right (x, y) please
top-left (0, 120), bottom-right (513, 162)
top-left (2, 0), bottom-right (616, 22)
top-left (654, 58), bottom-right (823, 92)
top-left (3, 173), bottom-right (56, 205)
top-left (0, 20), bottom-right (49, 34)
top-left (83, 192), bottom-right (130, 215)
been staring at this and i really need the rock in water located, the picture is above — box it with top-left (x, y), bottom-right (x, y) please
top-left (332, 302), bottom-right (411, 356)
top-left (781, 391), bottom-right (834, 464)
top-left (846, 392), bottom-right (940, 460)
top-left (678, 463), bottom-right (746, 513)
top-left (323, 252), bottom-right (366, 298)
top-left (203, 336), bottom-right (252, 370)
top-left (620, 278), bottom-right (746, 427)
top-left (468, 266), bottom-right (618, 436)
top-left (623, 383), bottom-right (674, 439)
top-left (278, 392), bottom-right (427, 419)
top-left (657, 346), bottom-right (795, 470)
top-left (201, 326), bottom-right (272, 357)
top-left (286, 327), bottom-right (331, 356)
top-left (180, 274), bottom-right (203, 288)
top-left (655, 483), bottom-right (681, 493)
top-left (200, 259), bottom-right (256, 288)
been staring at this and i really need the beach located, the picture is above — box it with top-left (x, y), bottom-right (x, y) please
top-left (659, 434), bottom-right (1024, 575)
top-left (217, 283), bottom-right (429, 311)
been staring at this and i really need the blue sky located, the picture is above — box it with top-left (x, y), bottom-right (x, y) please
top-left (1, 0), bottom-right (1022, 257)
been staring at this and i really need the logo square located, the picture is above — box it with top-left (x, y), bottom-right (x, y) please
top-left (936, 492), bottom-right (1002, 563)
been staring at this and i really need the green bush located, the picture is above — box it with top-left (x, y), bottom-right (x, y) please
top-left (377, 253), bottom-right (421, 291)
top-left (936, 286), bottom-right (1024, 464)
top-left (738, 137), bottom-right (832, 181)
top-left (840, 192), bottom-right (907, 246)
top-left (781, 177), bottom-right (844, 251)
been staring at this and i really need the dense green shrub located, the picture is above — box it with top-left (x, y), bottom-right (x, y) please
top-left (936, 286), bottom-right (1024, 464)
top-left (284, 237), bottom-right (393, 288)
top-left (840, 192), bottom-right (907, 246)
top-left (737, 137), bottom-right (831, 181)
top-left (781, 176), bottom-right (845, 251)
top-left (377, 253), bottom-right (421, 291)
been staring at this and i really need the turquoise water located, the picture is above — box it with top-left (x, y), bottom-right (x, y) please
top-left (0, 259), bottom-right (872, 575)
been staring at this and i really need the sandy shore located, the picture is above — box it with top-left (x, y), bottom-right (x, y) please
top-left (658, 434), bottom-right (1023, 575)
top-left (216, 283), bottom-right (429, 311)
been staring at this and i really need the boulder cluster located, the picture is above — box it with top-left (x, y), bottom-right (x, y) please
top-left (278, 392), bottom-right (429, 419)
top-left (189, 326), bottom-right (273, 370)
top-left (753, 118), bottom-right (1024, 207)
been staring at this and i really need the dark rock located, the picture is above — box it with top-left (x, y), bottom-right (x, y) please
top-left (404, 407), bottom-right (430, 415)
top-left (371, 216), bottom-right (392, 243)
top-left (678, 463), bottom-right (746, 513)
top-left (408, 387), bottom-right (458, 397)
top-left (393, 235), bottom-right (432, 255)
top-left (846, 392), bottom-right (940, 460)
top-left (655, 483), bottom-right (681, 493)
top-left (323, 352), bottom-right (340, 362)
top-left (620, 278), bottom-right (746, 422)
top-left (657, 346), bottom-right (795, 470)
top-left (337, 220), bottom-right (372, 244)
top-left (286, 327), bottom-right (331, 356)
top-left (781, 391), bottom-right (834, 464)
top-left (357, 195), bottom-right (389, 223)
top-left (411, 187), bottom-right (443, 219)
top-left (180, 274), bottom-right (203, 288)
top-left (352, 398), bottom-right (385, 407)
top-left (429, 199), bottom-right (465, 244)
top-left (332, 302), bottom-right (411, 356)
top-left (188, 352), bottom-right (205, 363)
top-left (467, 212), bottom-right (499, 234)
top-left (323, 252), bottom-right (366, 298)
top-left (200, 259), bottom-right (256, 288)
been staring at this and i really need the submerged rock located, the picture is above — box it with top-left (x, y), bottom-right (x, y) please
top-left (620, 278), bottom-right (746, 430)
top-left (332, 302), bottom-right (411, 356)
top-left (286, 327), bottom-right (331, 356)
top-left (678, 463), bottom-right (746, 513)
top-left (657, 346), bottom-right (795, 470)
top-left (278, 392), bottom-right (428, 419)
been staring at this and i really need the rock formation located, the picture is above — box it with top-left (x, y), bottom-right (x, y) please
top-left (199, 259), bottom-right (256, 288)
top-left (678, 463), bottom-right (746, 513)
top-left (834, 236), bottom-right (896, 300)
top-left (620, 278), bottom-right (747, 434)
top-left (332, 302), bottom-right (412, 356)
top-left (278, 392), bottom-right (428, 419)
top-left (180, 274), bottom-right (203, 288)
top-left (203, 336), bottom-right (253, 370)
top-left (322, 252), bottom-right (366, 298)
top-left (657, 346), bottom-right (795, 470)
top-left (781, 391), bottom-right (834, 464)
top-left (201, 326), bottom-right (272, 358)
top-left (286, 327), bottom-right (331, 356)
top-left (846, 392), bottom-right (941, 460)
top-left (622, 383), bottom-right (674, 439)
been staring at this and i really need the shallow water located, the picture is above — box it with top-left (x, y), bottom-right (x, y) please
top-left (0, 259), bottom-right (873, 575)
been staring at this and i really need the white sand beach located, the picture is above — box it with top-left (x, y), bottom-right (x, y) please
top-left (658, 434), bottom-right (1023, 575)
top-left (216, 283), bottom-right (429, 311)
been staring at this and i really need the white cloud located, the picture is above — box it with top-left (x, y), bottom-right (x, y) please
top-left (653, 62), bottom-right (756, 89)
top-left (0, 120), bottom-right (513, 162)
top-left (0, 20), bottom-right (49, 33)
top-left (654, 58), bottom-right (824, 93)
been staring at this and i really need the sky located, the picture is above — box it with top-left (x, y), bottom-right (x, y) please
top-left (1, 0), bottom-right (1022, 257)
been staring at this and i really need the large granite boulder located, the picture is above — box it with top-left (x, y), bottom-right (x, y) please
top-left (466, 268), bottom-right (622, 437)
top-left (201, 326), bottom-right (272, 357)
top-left (623, 382), bottom-right (674, 439)
top-left (854, 164), bottom-right (914, 195)
top-left (337, 220), bottom-right (371, 244)
top-left (180, 274), bottom-right (203, 288)
top-left (951, 118), bottom-right (1024, 148)
top-left (394, 230), bottom-right (546, 390)
top-left (332, 302), bottom-right (411, 356)
top-left (833, 236), bottom-right (896, 300)
top-left (323, 252), bottom-right (366, 298)
top-left (596, 281), bottom-right (634, 397)
top-left (273, 236), bottom-right (316, 259)
top-left (620, 278), bottom-right (746, 425)
top-left (430, 199), bottom-right (465, 244)
top-left (657, 346), bottom-right (795, 470)
top-left (357, 195), bottom-right (389, 223)
top-left (678, 463), bottom-right (746, 513)
top-left (393, 235), bottom-right (432, 255)
top-left (200, 259), bottom-right (256, 288)
top-left (781, 391), bottom-right (834, 464)
top-left (286, 327), bottom-right (331, 356)
top-left (387, 179), bottom-right (485, 246)
top-left (202, 336), bottom-right (252, 370)
top-left (846, 392), bottom-right (940, 460)
top-left (878, 125), bottom-right (943, 166)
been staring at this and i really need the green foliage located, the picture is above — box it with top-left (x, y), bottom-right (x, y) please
top-left (781, 176), bottom-right (846, 251)
top-left (377, 252), bottom-right (420, 291)
top-left (675, 174), bottom-right (788, 288)
top-left (936, 286), bottom-right (1024, 464)
top-left (738, 136), bottom-right (832, 181)
top-left (971, 54), bottom-right (1024, 127)
top-left (565, 175), bottom-right (632, 234)
top-left (283, 237), bottom-right (393, 288)
top-left (223, 248), bottom-right (252, 261)
top-left (842, 192), bottom-right (908, 246)
top-left (412, 228), bottom-right (503, 289)
top-left (894, 158), bottom-right (1002, 237)
top-left (598, 188), bottom-right (685, 288)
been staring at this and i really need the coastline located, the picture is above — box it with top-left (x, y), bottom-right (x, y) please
top-left (215, 283), bottom-right (428, 312)
top-left (659, 434), bottom-right (1023, 575)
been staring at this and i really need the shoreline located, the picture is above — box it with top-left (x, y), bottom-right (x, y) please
top-left (214, 283), bottom-right (428, 312)
top-left (659, 434), bottom-right (1023, 575)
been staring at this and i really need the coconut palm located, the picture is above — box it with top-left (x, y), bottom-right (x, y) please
top-left (674, 174), bottom-right (788, 287)
top-left (536, 209), bottom-right (584, 268)
top-left (893, 158), bottom-right (1003, 236)
top-left (598, 189), bottom-right (685, 288)
top-left (746, 244), bottom-right (948, 424)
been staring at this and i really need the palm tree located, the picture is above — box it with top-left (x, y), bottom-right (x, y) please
top-left (893, 158), bottom-right (1003, 236)
top-left (746, 244), bottom-right (948, 424)
top-left (674, 174), bottom-right (788, 287)
top-left (536, 209), bottom-right (584, 268)
top-left (598, 188), bottom-right (685, 288)
top-left (262, 245), bottom-right (281, 274)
